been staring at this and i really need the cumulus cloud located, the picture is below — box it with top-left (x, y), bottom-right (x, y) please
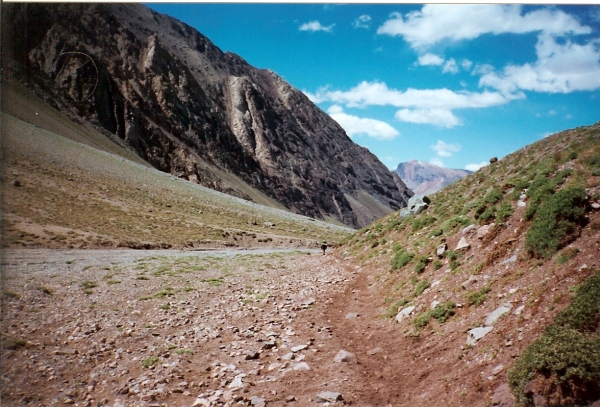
top-left (327, 105), bottom-right (400, 140)
top-left (465, 161), bottom-right (488, 171)
top-left (376, 5), bottom-right (590, 50)
top-left (310, 81), bottom-right (515, 110)
top-left (417, 53), bottom-right (444, 66)
top-left (396, 108), bottom-right (461, 128)
top-left (479, 34), bottom-right (600, 94)
top-left (354, 14), bottom-right (371, 29)
top-left (299, 21), bottom-right (335, 33)
top-left (308, 81), bottom-right (519, 128)
top-left (430, 157), bottom-right (445, 167)
top-left (443, 58), bottom-right (459, 74)
top-left (431, 140), bottom-right (461, 157)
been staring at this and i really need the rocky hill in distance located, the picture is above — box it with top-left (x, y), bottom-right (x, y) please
top-left (1, 3), bottom-right (412, 229)
top-left (395, 160), bottom-right (472, 196)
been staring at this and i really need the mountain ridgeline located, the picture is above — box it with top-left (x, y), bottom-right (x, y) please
top-left (395, 160), bottom-right (472, 197)
top-left (1, 3), bottom-right (412, 228)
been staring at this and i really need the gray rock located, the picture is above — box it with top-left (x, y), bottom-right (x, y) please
top-left (250, 396), bottom-right (266, 407)
top-left (316, 391), bottom-right (342, 403)
top-left (290, 344), bottom-right (307, 353)
top-left (366, 347), bottom-right (382, 356)
top-left (244, 350), bottom-right (260, 360)
top-left (476, 223), bottom-right (496, 240)
top-left (345, 312), bottom-right (359, 319)
top-left (502, 255), bottom-right (517, 265)
top-left (292, 362), bottom-right (310, 371)
top-left (486, 304), bottom-right (512, 326)
top-left (436, 243), bottom-right (447, 257)
top-left (467, 326), bottom-right (493, 346)
top-left (461, 276), bottom-right (477, 290)
top-left (462, 224), bottom-right (477, 236)
top-left (395, 306), bottom-right (415, 323)
top-left (399, 209), bottom-right (412, 219)
top-left (455, 237), bottom-right (470, 252)
top-left (333, 350), bottom-right (357, 364)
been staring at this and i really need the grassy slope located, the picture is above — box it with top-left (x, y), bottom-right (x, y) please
top-left (1, 113), bottom-right (352, 249)
top-left (335, 122), bottom-right (600, 406)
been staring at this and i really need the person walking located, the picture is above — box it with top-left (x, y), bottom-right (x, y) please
top-left (321, 240), bottom-right (328, 255)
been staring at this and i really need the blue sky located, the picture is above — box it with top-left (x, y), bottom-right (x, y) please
top-left (147, 4), bottom-right (600, 171)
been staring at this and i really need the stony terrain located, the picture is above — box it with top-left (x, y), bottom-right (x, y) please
top-left (2, 3), bottom-right (412, 228)
top-left (0, 248), bottom-right (415, 407)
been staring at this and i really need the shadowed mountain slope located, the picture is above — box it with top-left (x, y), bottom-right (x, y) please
top-left (1, 3), bottom-right (412, 228)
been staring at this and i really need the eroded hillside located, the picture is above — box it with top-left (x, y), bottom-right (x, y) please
top-left (335, 122), bottom-right (600, 406)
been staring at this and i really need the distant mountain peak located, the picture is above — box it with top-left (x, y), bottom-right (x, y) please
top-left (395, 160), bottom-right (471, 196)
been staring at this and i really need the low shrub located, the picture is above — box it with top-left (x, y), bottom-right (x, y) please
top-left (413, 280), bottom-right (430, 298)
top-left (508, 269), bottom-right (600, 406)
top-left (496, 201), bottom-right (514, 223)
top-left (391, 250), bottom-right (415, 271)
top-left (525, 186), bottom-right (588, 259)
top-left (466, 286), bottom-right (490, 306)
top-left (413, 301), bottom-right (456, 329)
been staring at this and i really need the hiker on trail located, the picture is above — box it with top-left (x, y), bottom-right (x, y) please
top-left (321, 240), bottom-right (328, 255)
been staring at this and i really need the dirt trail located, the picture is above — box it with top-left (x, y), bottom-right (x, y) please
top-left (0, 248), bottom-right (397, 407)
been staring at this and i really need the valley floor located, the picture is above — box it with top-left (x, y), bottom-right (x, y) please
top-left (0, 248), bottom-right (495, 407)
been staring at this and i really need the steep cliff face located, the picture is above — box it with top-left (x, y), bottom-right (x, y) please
top-left (2, 3), bottom-right (412, 228)
top-left (395, 160), bottom-right (471, 196)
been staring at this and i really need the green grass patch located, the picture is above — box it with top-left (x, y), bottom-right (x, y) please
top-left (556, 247), bottom-right (580, 265)
top-left (3, 291), bottom-right (20, 299)
top-left (508, 269), bottom-right (600, 406)
top-left (202, 277), bottom-right (225, 286)
top-left (2, 337), bottom-right (28, 350)
top-left (390, 249), bottom-right (415, 271)
top-left (413, 301), bottom-right (456, 330)
top-left (154, 287), bottom-right (175, 298)
top-left (141, 356), bottom-right (158, 369)
top-left (385, 298), bottom-right (410, 318)
top-left (466, 286), bottom-right (490, 307)
top-left (413, 280), bottom-right (430, 298)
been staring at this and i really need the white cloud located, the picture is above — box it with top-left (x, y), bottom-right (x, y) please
top-left (327, 105), bottom-right (400, 140)
top-left (299, 21), bottom-right (335, 33)
top-left (430, 157), bottom-right (445, 167)
top-left (431, 140), bottom-right (461, 157)
top-left (310, 81), bottom-right (515, 110)
top-left (377, 5), bottom-right (590, 50)
top-left (443, 58), bottom-right (459, 74)
top-left (461, 59), bottom-right (473, 70)
top-left (354, 14), bottom-right (371, 29)
top-left (417, 53), bottom-right (444, 66)
top-left (479, 34), bottom-right (600, 94)
top-left (465, 161), bottom-right (488, 171)
top-left (396, 108), bottom-right (461, 128)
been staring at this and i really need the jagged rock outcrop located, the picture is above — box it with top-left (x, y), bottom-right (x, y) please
top-left (1, 3), bottom-right (412, 228)
top-left (395, 160), bottom-right (471, 196)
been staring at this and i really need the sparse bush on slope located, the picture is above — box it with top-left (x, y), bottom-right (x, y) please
top-left (525, 186), bottom-right (588, 259)
top-left (508, 269), bottom-right (600, 406)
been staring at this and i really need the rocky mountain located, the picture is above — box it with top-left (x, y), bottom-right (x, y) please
top-left (395, 160), bottom-right (471, 196)
top-left (1, 3), bottom-right (412, 229)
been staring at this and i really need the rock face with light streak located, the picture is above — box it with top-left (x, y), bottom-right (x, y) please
top-left (2, 3), bottom-right (412, 228)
